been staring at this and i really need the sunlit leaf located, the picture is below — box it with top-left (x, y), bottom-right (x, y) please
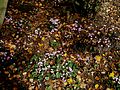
top-left (95, 84), bottom-right (99, 89)
top-left (41, 37), bottom-right (45, 41)
top-left (95, 55), bottom-right (102, 62)
top-left (67, 78), bottom-right (73, 84)
top-left (109, 72), bottom-right (115, 78)
top-left (38, 43), bottom-right (43, 47)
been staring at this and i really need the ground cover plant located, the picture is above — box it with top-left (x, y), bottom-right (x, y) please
top-left (0, 0), bottom-right (120, 90)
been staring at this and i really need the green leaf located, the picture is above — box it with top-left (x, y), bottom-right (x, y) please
top-left (38, 75), bottom-right (43, 81)
top-left (44, 62), bottom-right (49, 67)
top-left (46, 85), bottom-right (52, 90)
top-left (49, 25), bottom-right (54, 29)
top-left (45, 77), bottom-right (49, 80)
top-left (56, 55), bottom-right (62, 64)
top-left (34, 64), bottom-right (38, 68)
top-left (51, 65), bottom-right (56, 69)
top-left (51, 74), bottom-right (56, 79)
top-left (57, 64), bottom-right (62, 70)
top-left (68, 61), bottom-right (74, 68)
top-left (50, 40), bottom-right (59, 48)
top-left (31, 72), bottom-right (37, 77)
top-left (56, 72), bottom-right (61, 78)
top-left (71, 72), bottom-right (76, 77)
top-left (66, 88), bottom-right (71, 90)
top-left (116, 84), bottom-right (120, 89)
top-left (75, 1), bottom-right (80, 6)
top-left (30, 55), bottom-right (38, 62)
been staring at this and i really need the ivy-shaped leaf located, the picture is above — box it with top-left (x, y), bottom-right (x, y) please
top-left (56, 72), bottom-right (61, 78)
top-left (68, 61), bottom-right (74, 68)
top-left (56, 55), bottom-right (62, 64)
top-left (38, 74), bottom-right (43, 81)
top-left (45, 77), bottom-right (49, 80)
top-left (46, 85), bottom-right (52, 90)
top-left (30, 55), bottom-right (38, 62)
top-left (50, 40), bottom-right (60, 48)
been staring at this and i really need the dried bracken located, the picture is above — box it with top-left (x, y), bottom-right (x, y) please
top-left (0, 0), bottom-right (120, 90)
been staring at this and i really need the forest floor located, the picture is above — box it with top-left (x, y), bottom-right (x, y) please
top-left (0, 0), bottom-right (120, 90)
